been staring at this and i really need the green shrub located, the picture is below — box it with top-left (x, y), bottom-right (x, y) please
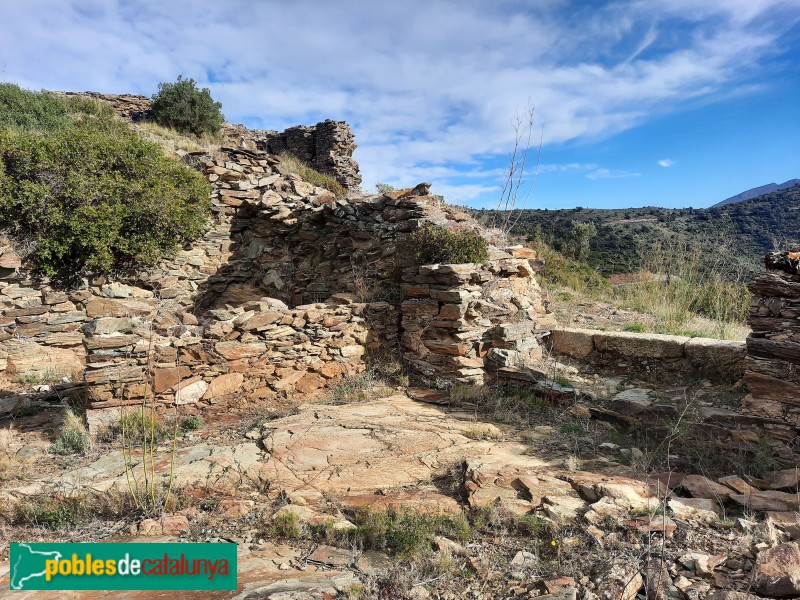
top-left (375, 182), bottom-right (395, 194)
top-left (269, 513), bottom-right (305, 539)
top-left (14, 495), bottom-right (87, 529)
top-left (0, 84), bottom-right (113, 134)
top-left (0, 84), bottom-right (72, 133)
top-left (50, 411), bottom-right (90, 455)
top-left (102, 411), bottom-right (170, 446)
top-left (345, 509), bottom-right (471, 559)
top-left (179, 414), bottom-right (203, 432)
top-left (151, 76), bottom-right (224, 136)
top-left (0, 114), bottom-right (210, 278)
top-left (401, 222), bottom-right (489, 265)
top-left (530, 240), bottom-right (610, 294)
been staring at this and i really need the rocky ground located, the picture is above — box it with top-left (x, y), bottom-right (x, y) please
top-left (1, 368), bottom-right (798, 599)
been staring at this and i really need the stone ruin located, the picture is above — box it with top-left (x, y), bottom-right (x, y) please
top-left (59, 91), bottom-right (363, 193)
top-left (2, 97), bottom-right (800, 460)
top-left (0, 138), bottom-right (550, 432)
top-left (233, 121), bottom-right (362, 192)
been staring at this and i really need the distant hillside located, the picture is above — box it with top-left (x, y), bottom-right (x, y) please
top-left (713, 179), bottom-right (800, 208)
top-left (474, 184), bottom-right (800, 279)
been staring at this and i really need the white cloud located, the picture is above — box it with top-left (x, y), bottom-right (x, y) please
top-left (537, 163), bottom-right (598, 174)
top-left (0, 0), bottom-right (797, 205)
top-left (658, 159), bottom-right (677, 167)
top-left (586, 168), bottom-right (642, 180)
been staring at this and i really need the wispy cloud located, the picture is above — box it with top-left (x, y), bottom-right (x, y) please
top-left (0, 0), bottom-right (797, 205)
top-left (586, 168), bottom-right (642, 180)
top-left (537, 163), bottom-right (598, 174)
top-left (658, 158), bottom-right (676, 167)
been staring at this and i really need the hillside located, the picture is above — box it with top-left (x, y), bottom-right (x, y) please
top-left (475, 183), bottom-right (800, 278)
top-left (713, 178), bottom-right (800, 207)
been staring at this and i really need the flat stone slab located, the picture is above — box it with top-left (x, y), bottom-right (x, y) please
top-left (593, 331), bottom-right (690, 359)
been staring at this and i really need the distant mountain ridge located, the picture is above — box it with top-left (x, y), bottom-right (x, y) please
top-left (474, 184), bottom-right (800, 279)
top-left (713, 179), bottom-right (800, 208)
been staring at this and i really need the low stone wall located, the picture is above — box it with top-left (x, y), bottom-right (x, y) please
top-left (743, 251), bottom-right (800, 437)
top-left (548, 328), bottom-right (746, 380)
top-left (400, 254), bottom-right (553, 385)
top-left (84, 298), bottom-right (398, 410)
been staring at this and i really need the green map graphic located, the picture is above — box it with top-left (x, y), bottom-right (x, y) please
top-left (10, 543), bottom-right (63, 590)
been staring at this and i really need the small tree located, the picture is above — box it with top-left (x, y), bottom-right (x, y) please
top-left (151, 76), bottom-right (224, 136)
top-left (565, 221), bottom-right (597, 262)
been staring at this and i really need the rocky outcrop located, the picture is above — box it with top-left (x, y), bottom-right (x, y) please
top-left (743, 250), bottom-right (800, 445)
top-left (57, 91), bottom-right (153, 121)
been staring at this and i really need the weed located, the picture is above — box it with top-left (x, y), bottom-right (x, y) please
top-left (450, 384), bottom-right (483, 404)
top-left (50, 410), bottom-right (90, 455)
top-left (268, 512), bottom-right (305, 539)
top-left (179, 414), bottom-right (203, 432)
top-left (558, 421), bottom-right (585, 436)
top-left (11, 370), bottom-right (67, 386)
top-left (624, 323), bottom-right (647, 333)
top-left (13, 495), bottom-right (88, 529)
top-left (748, 437), bottom-right (782, 478)
top-left (12, 403), bottom-right (39, 418)
top-left (344, 509), bottom-right (459, 559)
top-left (327, 369), bottom-right (393, 404)
top-left (515, 513), bottom-right (550, 535)
top-left (398, 222), bottom-right (489, 266)
top-left (102, 411), bottom-right (170, 445)
top-left (375, 182), bottom-right (395, 194)
top-left (609, 239), bottom-right (750, 339)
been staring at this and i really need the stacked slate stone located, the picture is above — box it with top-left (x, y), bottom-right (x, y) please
top-left (400, 250), bottom-right (551, 385)
top-left (0, 107), bottom-right (550, 424)
top-left (743, 250), bottom-right (800, 441)
top-left (259, 120), bottom-right (362, 192)
top-left (57, 91), bottom-right (153, 121)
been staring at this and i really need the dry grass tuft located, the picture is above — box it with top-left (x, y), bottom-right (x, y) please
top-left (131, 121), bottom-right (223, 155)
top-left (278, 152), bottom-right (347, 196)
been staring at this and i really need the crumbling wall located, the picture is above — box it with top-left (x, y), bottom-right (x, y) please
top-left (743, 250), bottom-right (800, 443)
top-left (57, 91), bottom-right (362, 193)
top-left (401, 253), bottom-right (550, 385)
top-left (256, 121), bottom-right (362, 192)
top-left (0, 138), bottom-right (547, 417)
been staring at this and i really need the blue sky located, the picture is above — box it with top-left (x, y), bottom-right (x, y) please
top-left (1, 0), bottom-right (798, 209)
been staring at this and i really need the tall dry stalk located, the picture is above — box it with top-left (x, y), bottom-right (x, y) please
top-left (120, 305), bottom-right (180, 515)
top-left (493, 104), bottom-right (544, 236)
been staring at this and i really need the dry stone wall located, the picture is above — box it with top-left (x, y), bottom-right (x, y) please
top-left (549, 328), bottom-right (746, 379)
top-left (401, 254), bottom-right (551, 385)
top-left (744, 250), bottom-right (800, 442)
top-left (58, 91), bottom-right (362, 193)
top-left (0, 127), bottom-right (548, 417)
